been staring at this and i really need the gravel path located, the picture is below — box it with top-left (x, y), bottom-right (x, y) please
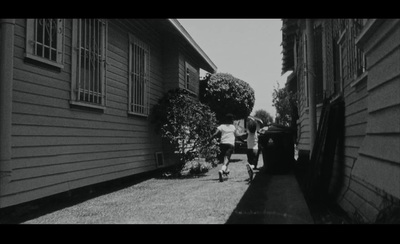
top-left (21, 154), bottom-right (257, 224)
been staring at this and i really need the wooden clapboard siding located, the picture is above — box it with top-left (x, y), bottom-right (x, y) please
top-left (352, 19), bottom-right (400, 197)
top-left (2, 19), bottom-right (174, 208)
top-left (366, 105), bottom-right (400, 134)
top-left (285, 20), bottom-right (399, 222)
top-left (10, 150), bottom-right (154, 180)
top-left (335, 60), bottom-right (369, 211)
top-left (337, 19), bottom-right (400, 222)
top-left (298, 92), bottom-right (310, 151)
top-left (162, 35), bottom-right (179, 93)
top-left (297, 114), bottom-right (310, 151)
top-left (296, 67), bottom-right (310, 152)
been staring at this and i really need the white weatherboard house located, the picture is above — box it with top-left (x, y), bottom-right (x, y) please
top-left (281, 19), bottom-right (400, 223)
top-left (0, 19), bottom-right (217, 209)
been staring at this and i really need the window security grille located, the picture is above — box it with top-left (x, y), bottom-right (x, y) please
top-left (352, 19), bottom-right (367, 77)
top-left (26, 19), bottom-right (64, 66)
top-left (333, 19), bottom-right (367, 85)
top-left (129, 34), bottom-right (150, 116)
top-left (76, 19), bottom-right (106, 105)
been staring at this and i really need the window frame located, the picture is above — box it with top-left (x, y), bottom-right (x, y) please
top-left (25, 18), bottom-right (65, 69)
top-left (70, 19), bottom-right (107, 110)
top-left (335, 19), bottom-right (368, 90)
top-left (184, 61), bottom-right (198, 96)
top-left (128, 33), bottom-right (151, 117)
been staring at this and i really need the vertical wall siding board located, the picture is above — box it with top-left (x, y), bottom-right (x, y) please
top-left (4, 19), bottom-right (166, 208)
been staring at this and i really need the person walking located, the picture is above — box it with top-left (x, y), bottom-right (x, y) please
top-left (212, 113), bottom-right (241, 182)
top-left (245, 116), bottom-right (263, 182)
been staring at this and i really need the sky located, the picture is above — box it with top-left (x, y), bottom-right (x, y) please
top-left (177, 19), bottom-right (292, 119)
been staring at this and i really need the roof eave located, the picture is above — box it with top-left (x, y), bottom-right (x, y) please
top-left (168, 19), bottom-right (218, 73)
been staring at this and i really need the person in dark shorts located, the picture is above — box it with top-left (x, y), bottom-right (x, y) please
top-left (212, 114), bottom-right (241, 182)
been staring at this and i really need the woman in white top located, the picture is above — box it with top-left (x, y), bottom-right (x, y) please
top-left (213, 113), bottom-right (241, 182)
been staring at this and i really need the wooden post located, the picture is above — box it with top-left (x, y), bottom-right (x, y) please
top-left (0, 19), bottom-right (15, 184)
top-left (306, 19), bottom-right (317, 156)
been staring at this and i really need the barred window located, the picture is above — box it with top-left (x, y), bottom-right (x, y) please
top-left (71, 19), bottom-right (107, 108)
top-left (128, 34), bottom-right (150, 116)
top-left (352, 19), bottom-right (368, 77)
top-left (185, 61), bottom-right (199, 94)
top-left (334, 19), bottom-right (367, 85)
top-left (26, 19), bottom-right (64, 67)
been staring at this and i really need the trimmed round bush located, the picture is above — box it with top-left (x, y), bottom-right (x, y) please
top-left (200, 73), bottom-right (255, 122)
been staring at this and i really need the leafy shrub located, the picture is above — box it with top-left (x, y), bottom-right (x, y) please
top-left (254, 109), bottom-right (274, 126)
top-left (272, 82), bottom-right (298, 127)
top-left (150, 88), bottom-right (219, 172)
top-left (200, 72), bottom-right (255, 122)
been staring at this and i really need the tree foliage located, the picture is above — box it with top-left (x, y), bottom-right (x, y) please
top-left (200, 72), bottom-right (255, 122)
top-left (272, 83), bottom-right (298, 127)
top-left (253, 109), bottom-right (274, 126)
top-left (150, 88), bottom-right (219, 171)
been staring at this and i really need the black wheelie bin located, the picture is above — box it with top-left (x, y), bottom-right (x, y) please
top-left (259, 124), bottom-right (295, 174)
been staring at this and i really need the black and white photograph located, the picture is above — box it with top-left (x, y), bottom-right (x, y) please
top-left (0, 18), bottom-right (399, 225)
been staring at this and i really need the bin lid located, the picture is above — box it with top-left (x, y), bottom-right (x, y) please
top-left (259, 124), bottom-right (294, 135)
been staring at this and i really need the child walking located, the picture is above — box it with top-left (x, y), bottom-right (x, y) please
top-left (245, 116), bottom-right (263, 182)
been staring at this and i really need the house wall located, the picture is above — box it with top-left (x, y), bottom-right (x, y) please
top-left (295, 29), bottom-right (310, 153)
top-left (161, 33), bottom-right (203, 96)
top-left (295, 28), bottom-right (323, 154)
top-left (336, 19), bottom-right (400, 223)
top-left (292, 19), bottom-right (400, 223)
top-left (162, 34), bottom-right (179, 93)
top-left (178, 41), bottom-right (203, 97)
top-left (0, 19), bottom-right (174, 208)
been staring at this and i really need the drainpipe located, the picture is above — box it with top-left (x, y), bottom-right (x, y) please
top-left (306, 19), bottom-right (317, 156)
top-left (0, 19), bottom-right (15, 185)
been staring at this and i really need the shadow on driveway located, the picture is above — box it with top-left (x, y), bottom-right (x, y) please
top-left (225, 168), bottom-right (314, 224)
